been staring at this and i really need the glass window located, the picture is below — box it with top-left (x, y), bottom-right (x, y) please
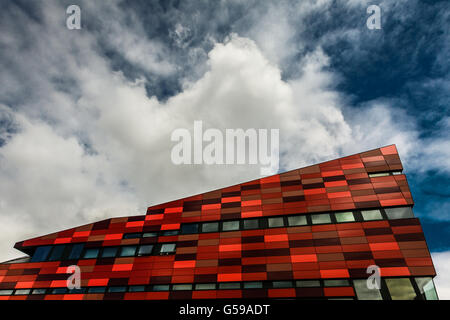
top-left (88, 287), bottom-right (106, 293)
top-left (272, 281), bottom-right (293, 288)
top-left (202, 222), bottom-right (219, 233)
top-left (243, 282), bottom-right (263, 289)
top-left (31, 246), bottom-right (52, 262)
top-left (68, 288), bottom-right (85, 294)
top-left (287, 215), bottom-right (307, 226)
top-left (160, 243), bottom-right (176, 254)
top-left (129, 285), bottom-right (146, 292)
top-left (311, 214), bottom-right (331, 224)
top-left (243, 219), bottom-right (259, 230)
top-left (195, 283), bottom-right (216, 290)
top-left (296, 280), bottom-right (320, 287)
top-left (82, 248), bottom-right (99, 259)
top-left (368, 172), bottom-right (390, 177)
top-left (51, 288), bottom-right (68, 294)
top-left (119, 246), bottom-right (137, 257)
top-left (68, 243), bottom-right (84, 260)
top-left (361, 209), bottom-right (383, 221)
top-left (219, 282), bottom-right (241, 289)
top-left (123, 233), bottom-right (141, 239)
top-left (268, 217), bottom-right (284, 228)
top-left (222, 220), bottom-right (239, 231)
top-left (137, 245), bottom-right (154, 256)
top-left (353, 279), bottom-right (383, 300)
top-left (335, 212), bottom-right (355, 223)
top-left (48, 245), bottom-right (66, 261)
top-left (181, 224), bottom-right (198, 234)
top-left (31, 289), bottom-right (47, 295)
top-left (172, 284), bottom-right (193, 291)
top-left (0, 290), bottom-right (13, 296)
top-left (14, 289), bottom-right (31, 295)
top-left (101, 247), bottom-right (118, 258)
top-left (324, 279), bottom-right (350, 287)
top-left (152, 285), bottom-right (170, 291)
top-left (108, 286), bottom-right (127, 293)
top-left (385, 278), bottom-right (416, 300)
top-left (143, 232), bottom-right (158, 238)
top-left (415, 277), bottom-right (438, 300)
top-left (162, 230), bottom-right (179, 236)
top-left (385, 207), bottom-right (414, 220)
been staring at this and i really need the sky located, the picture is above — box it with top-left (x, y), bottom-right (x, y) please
top-left (0, 0), bottom-right (448, 298)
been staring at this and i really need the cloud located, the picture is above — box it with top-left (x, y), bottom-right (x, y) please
top-left (431, 251), bottom-right (450, 300)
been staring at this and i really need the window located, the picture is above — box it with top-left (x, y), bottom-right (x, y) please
top-left (243, 219), bottom-right (259, 230)
top-left (287, 215), bottom-right (307, 226)
top-left (48, 245), bottom-right (66, 261)
top-left (361, 209), bottom-right (383, 221)
top-left (101, 247), bottom-right (118, 258)
top-left (129, 285), bottom-right (146, 292)
top-left (160, 243), bottom-right (176, 254)
top-left (162, 230), bottom-right (179, 236)
top-left (219, 282), bottom-right (240, 289)
top-left (335, 212), bottom-right (355, 223)
top-left (353, 279), bottom-right (383, 300)
top-left (243, 282), bottom-right (263, 289)
top-left (202, 222), bottom-right (219, 233)
top-left (51, 288), bottom-right (68, 294)
top-left (311, 214), bottom-right (331, 225)
top-left (296, 280), bottom-right (320, 287)
top-left (368, 172), bottom-right (390, 177)
top-left (385, 207), bottom-right (414, 220)
top-left (119, 246), bottom-right (137, 257)
top-left (181, 224), bottom-right (199, 234)
top-left (272, 281), bottom-right (293, 288)
top-left (152, 285), bottom-right (170, 291)
top-left (385, 278), bottom-right (416, 300)
top-left (143, 232), bottom-right (158, 238)
top-left (68, 243), bottom-right (84, 260)
top-left (172, 284), bottom-right (193, 291)
top-left (108, 286), bottom-right (127, 293)
top-left (268, 217), bottom-right (284, 228)
top-left (324, 279), bottom-right (349, 287)
top-left (415, 277), bottom-right (438, 300)
top-left (123, 233), bottom-right (141, 239)
top-left (88, 287), bottom-right (106, 293)
top-left (69, 288), bottom-right (85, 294)
top-left (0, 290), bottom-right (13, 296)
top-left (137, 244), bottom-right (154, 256)
top-left (14, 289), bottom-right (30, 295)
top-left (31, 289), bottom-right (47, 295)
top-left (195, 283), bottom-right (216, 290)
top-left (82, 248), bottom-right (99, 259)
top-left (31, 246), bottom-right (52, 262)
top-left (222, 220), bottom-right (239, 231)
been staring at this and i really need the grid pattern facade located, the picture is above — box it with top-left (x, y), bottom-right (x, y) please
top-left (0, 145), bottom-right (437, 300)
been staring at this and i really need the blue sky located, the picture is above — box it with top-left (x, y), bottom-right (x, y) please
top-left (0, 0), bottom-right (449, 297)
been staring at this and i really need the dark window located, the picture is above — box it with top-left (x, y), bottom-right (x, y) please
top-left (172, 284), bottom-right (193, 291)
top-left (119, 246), bottom-right (137, 257)
top-left (143, 232), bottom-right (158, 238)
top-left (287, 215), bottom-right (307, 226)
top-left (152, 285), bottom-right (170, 291)
top-left (181, 224), bottom-right (199, 234)
top-left (296, 280), bottom-right (320, 287)
top-left (222, 220), bottom-right (239, 231)
top-left (68, 243), bottom-right (84, 260)
top-left (108, 286), bottom-right (127, 293)
top-left (68, 288), bottom-right (86, 294)
top-left (219, 282), bottom-right (240, 289)
top-left (31, 246), bottom-right (52, 262)
top-left (162, 230), bottom-right (179, 236)
top-left (88, 287), bottom-right (106, 293)
top-left (48, 245), bottom-right (66, 261)
top-left (195, 283), bottom-right (216, 290)
top-left (82, 248), bottom-right (99, 259)
top-left (243, 219), bottom-right (259, 230)
top-left (268, 217), bottom-right (284, 228)
top-left (272, 281), bottom-right (293, 288)
top-left (324, 279), bottom-right (349, 287)
top-left (243, 282), bottom-right (263, 289)
top-left (123, 233), bottom-right (141, 239)
top-left (51, 288), bottom-right (68, 294)
top-left (101, 247), bottom-right (118, 258)
top-left (159, 243), bottom-right (176, 255)
top-left (129, 285), bottom-right (146, 292)
top-left (31, 289), bottom-right (47, 295)
top-left (137, 244), bottom-right (154, 256)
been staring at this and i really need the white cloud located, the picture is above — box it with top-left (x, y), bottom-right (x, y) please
top-left (431, 251), bottom-right (450, 299)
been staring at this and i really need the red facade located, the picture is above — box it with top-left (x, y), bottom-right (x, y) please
top-left (0, 145), bottom-right (437, 300)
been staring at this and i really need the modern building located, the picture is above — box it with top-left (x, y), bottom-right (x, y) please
top-left (0, 145), bottom-right (438, 300)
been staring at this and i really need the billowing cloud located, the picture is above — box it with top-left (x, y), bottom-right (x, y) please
top-left (431, 251), bottom-right (450, 300)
